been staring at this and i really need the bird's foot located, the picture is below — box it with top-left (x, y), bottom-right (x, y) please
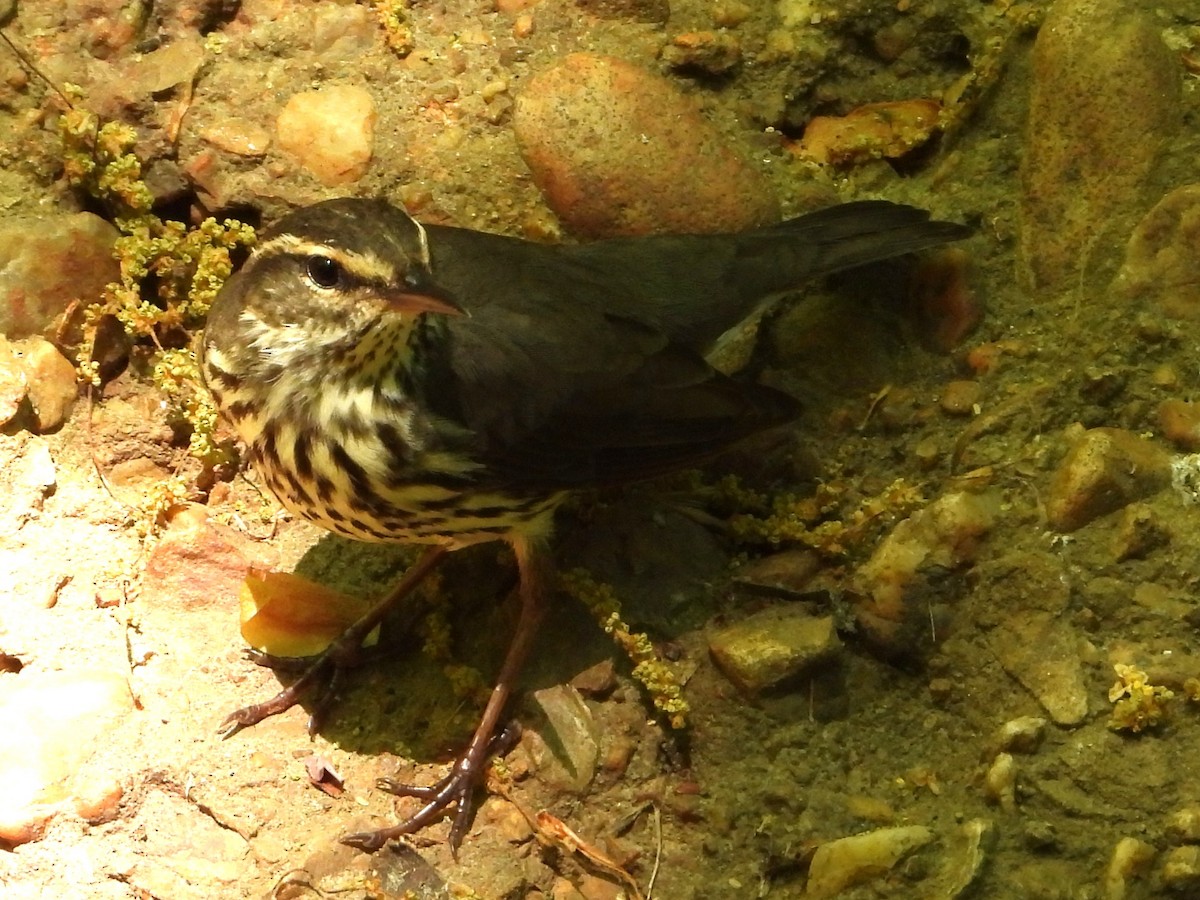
top-left (341, 723), bottom-right (521, 855)
top-left (219, 546), bottom-right (451, 739)
top-left (219, 640), bottom-right (365, 737)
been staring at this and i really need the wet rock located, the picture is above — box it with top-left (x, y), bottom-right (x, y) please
top-left (1019, 0), bottom-right (1178, 294)
top-left (1104, 837), bottom-right (1157, 900)
top-left (1115, 184), bottom-right (1200, 319)
top-left (1112, 503), bottom-right (1170, 562)
top-left (0, 669), bottom-right (134, 845)
top-left (707, 607), bottom-right (840, 695)
top-left (16, 337), bottom-right (78, 432)
top-left (1046, 428), bottom-right (1173, 532)
top-left (982, 752), bottom-right (1017, 813)
top-left (796, 99), bottom-right (942, 167)
top-left (662, 31), bottom-right (742, 76)
top-left (805, 825), bottom-right (934, 898)
top-left (989, 716), bottom-right (1048, 757)
top-left (712, 0), bottom-right (751, 28)
top-left (1022, 820), bottom-right (1060, 852)
top-left (0, 212), bottom-right (120, 339)
top-left (513, 53), bottom-right (777, 238)
top-left (908, 247), bottom-right (981, 354)
top-left (988, 612), bottom-right (1089, 725)
top-left (570, 658), bottom-right (616, 697)
top-left (939, 379), bottom-right (981, 416)
top-left (732, 548), bottom-right (822, 598)
top-left (276, 85), bottom-right (376, 186)
top-left (526, 684), bottom-right (600, 792)
top-left (1159, 398), bottom-right (1200, 450)
top-left (852, 491), bottom-right (998, 653)
top-left (1168, 807), bottom-right (1200, 843)
top-left (937, 819), bottom-right (994, 899)
top-left (1161, 846), bottom-right (1200, 893)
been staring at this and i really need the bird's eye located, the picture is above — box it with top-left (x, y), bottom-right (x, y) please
top-left (305, 255), bottom-right (341, 288)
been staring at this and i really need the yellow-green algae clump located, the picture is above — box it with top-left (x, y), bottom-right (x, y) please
top-left (60, 105), bottom-right (254, 443)
top-left (562, 568), bottom-right (690, 729)
top-left (1108, 664), bottom-right (1174, 733)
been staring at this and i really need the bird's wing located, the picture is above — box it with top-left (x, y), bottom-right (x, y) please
top-left (422, 299), bottom-right (797, 491)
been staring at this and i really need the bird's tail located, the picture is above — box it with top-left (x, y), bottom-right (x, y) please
top-left (740, 200), bottom-right (972, 284)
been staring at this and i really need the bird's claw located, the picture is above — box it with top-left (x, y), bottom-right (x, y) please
top-left (218, 653), bottom-right (344, 738)
top-left (341, 723), bottom-right (522, 855)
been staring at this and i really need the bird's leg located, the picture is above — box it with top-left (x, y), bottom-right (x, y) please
top-left (342, 538), bottom-right (550, 856)
top-left (220, 545), bottom-right (450, 737)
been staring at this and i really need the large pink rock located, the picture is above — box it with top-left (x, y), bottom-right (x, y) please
top-left (514, 53), bottom-right (778, 237)
top-left (1019, 0), bottom-right (1179, 294)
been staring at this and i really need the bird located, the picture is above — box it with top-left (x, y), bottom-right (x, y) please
top-left (200, 196), bottom-right (970, 853)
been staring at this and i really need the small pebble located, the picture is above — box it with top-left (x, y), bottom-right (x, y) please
top-left (662, 31), bottom-right (742, 75)
top-left (1045, 428), bottom-right (1173, 532)
top-left (1158, 399), bottom-right (1200, 450)
top-left (708, 608), bottom-right (840, 695)
top-left (200, 119), bottom-right (272, 157)
top-left (712, 0), bottom-right (752, 28)
top-left (1105, 836), bottom-right (1157, 900)
top-left (991, 715), bottom-right (1047, 755)
top-left (1162, 846), bottom-right (1200, 891)
top-left (983, 752), bottom-right (1017, 813)
top-left (806, 826), bottom-right (934, 898)
top-left (940, 380), bottom-right (981, 416)
top-left (18, 337), bottom-right (78, 432)
top-left (1168, 807), bottom-right (1200, 843)
top-left (570, 658), bottom-right (616, 697)
top-left (1112, 503), bottom-right (1170, 562)
top-left (796, 99), bottom-right (941, 166)
top-left (276, 85), bottom-right (376, 186)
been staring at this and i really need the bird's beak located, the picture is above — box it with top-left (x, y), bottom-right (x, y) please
top-left (389, 270), bottom-right (466, 317)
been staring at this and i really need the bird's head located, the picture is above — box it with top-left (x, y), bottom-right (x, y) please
top-left (203, 198), bottom-right (462, 381)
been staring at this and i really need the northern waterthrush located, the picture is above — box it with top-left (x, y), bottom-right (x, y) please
top-left (201, 197), bottom-right (970, 852)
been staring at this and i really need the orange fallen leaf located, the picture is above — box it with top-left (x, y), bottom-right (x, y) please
top-left (795, 98), bottom-right (942, 166)
top-left (239, 570), bottom-right (378, 658)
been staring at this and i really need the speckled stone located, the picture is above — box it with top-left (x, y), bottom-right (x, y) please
top-left (513, 53), bottom-right (778, 238)
top-left (0, 212), bottom-right (121, 340)
top-left (1019, 0), bottom-right (1178, 294)
top-left (708, 607), bottom-right (840, 695)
